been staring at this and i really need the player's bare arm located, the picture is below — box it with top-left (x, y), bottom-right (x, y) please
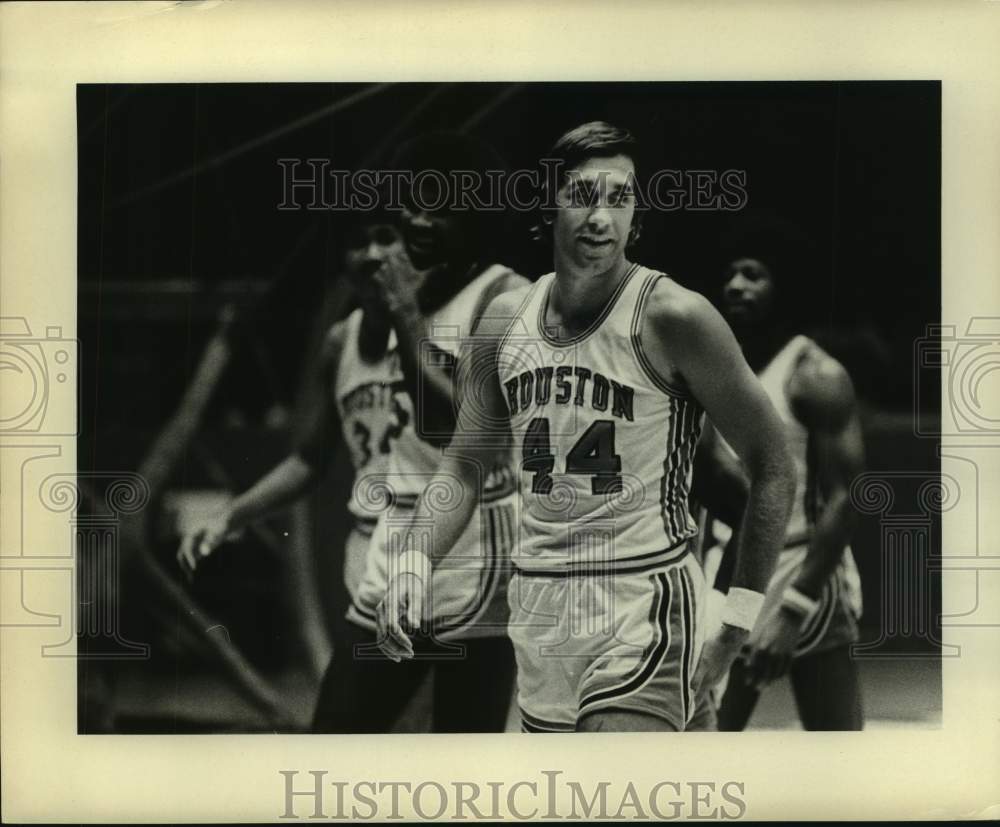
top-left (176, 321), bottom-right (346, 580)
top-left (639, 278), bottom-right (796, 688)
top-left (375, 286), bottom-right (529, 661)
top-left (737, 347), bottom-right (865, 690)
top-left (787, 347), bottom-right (865, 599)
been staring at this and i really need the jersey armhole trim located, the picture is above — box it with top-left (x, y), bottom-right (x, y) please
top-left (469, 265), bottom-right (516, 336)
top-left (630, 271), bottom-right (695, 400)
top-left (495, 277), bottom-right (546, 364)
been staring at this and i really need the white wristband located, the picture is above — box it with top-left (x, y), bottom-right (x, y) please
top-left (781, 586), bottom-right (820, 624)
top-left (721, 587), bottom-right (765, 632)
top-left (396, 549), bottom-right (433, 583)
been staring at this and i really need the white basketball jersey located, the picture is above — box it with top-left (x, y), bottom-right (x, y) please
top-left (497, 264), bottom-right (704, 574)
top-left (385, 264), bottom-right (518, 503)
top-left (348, 264), bottom-right (519, 638)
top-left (334, 308), bottom-right (406, 528)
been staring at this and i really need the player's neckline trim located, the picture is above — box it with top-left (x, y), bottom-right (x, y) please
top-left (537, 262), bottom-right (641, 347)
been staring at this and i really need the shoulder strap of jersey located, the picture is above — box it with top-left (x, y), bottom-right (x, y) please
top-left (497, 273), bottom-right (552, 356)
top-left (628, 267), bottom-right (693, 398)
top-left (335, 308), bottom-right (364, 380)
top-left (469, 263), bottom-right (517, 335)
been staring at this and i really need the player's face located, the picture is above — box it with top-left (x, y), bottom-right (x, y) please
top-left (552, 154), bottom-right (636, 274)
top-left (343, 223), bottom-right (405, 306)
top-left (721, 258), bottom-right (776, 325)
top-left (398, 195), bottom-right (466, 271)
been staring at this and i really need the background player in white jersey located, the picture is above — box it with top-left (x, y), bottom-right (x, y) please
top-left (313, 131), bottom-right (528, 732)
top-left (376, 121), bottom-right (796, 732)
top-left (175, 218), bottom-right (403, 602)
top-left (178, 132), bottom-right (527, 733)
top-left (175, 218), bottom-right (414, 718)
top-left (707, 219), bottom-right (866, 730)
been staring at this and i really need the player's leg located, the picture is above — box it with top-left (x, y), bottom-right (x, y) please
top-left (715, 659), bottom-right (762, 731)
top-left (506, 572), bottom-right (578, 734)
top-left (576, 555), bottom-right (704, 733)
top-left (578, 708), bottom-right (679, 732)
top-left (788, 645), bottom-right (863, 731)
top-left (432, 635), bottom-right (517, 732)
top-left (311, 619), bottom-right (431, 733)
top-left (716, 547), bottom-right (806, 731)
top-left (685, 688), bottom-right (719, 731)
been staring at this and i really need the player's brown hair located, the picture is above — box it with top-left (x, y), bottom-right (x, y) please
top-left (534, 120), bottom-right (644, 247)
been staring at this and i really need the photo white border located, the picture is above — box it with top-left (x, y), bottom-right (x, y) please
top-left (2, 0), bottom-right (999, 821)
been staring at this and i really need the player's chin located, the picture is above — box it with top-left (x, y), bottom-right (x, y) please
top-left (723, 303), bottom-right (756, 323)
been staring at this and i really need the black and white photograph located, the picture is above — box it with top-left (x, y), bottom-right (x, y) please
top-left (3, 2), bottom-right (999, 823)
top-left (75, 80), bottom-right (942, 734)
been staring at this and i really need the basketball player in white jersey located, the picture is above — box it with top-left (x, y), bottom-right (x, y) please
top-left (708, 222), bottom-right (866, 730)
top-left (179, 133), bottom-right (527, 732)
top-left (176, 218), bottom-right (404, 611)
top-left (376, 121), bottom-right (796, 733)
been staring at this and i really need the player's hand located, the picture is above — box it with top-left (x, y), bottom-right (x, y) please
top-left (692, 623), bottom-right (749, 696)
top-left (372, 246), bottom-right (426, 315)
top-left (176, 510), bottom-right (239, 582)
top-left (375, 570), bottom-right (426, 662)
top-left (742, 608), bottom-right (800, 690)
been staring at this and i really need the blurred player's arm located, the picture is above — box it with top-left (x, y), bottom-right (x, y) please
top-left (380, 250), bottom-right (526, 445)
top-left (787, 351), bottom-right (865, 599)
top-left (176, 323), bottom-right (345, 580)
top-left (375, 287), bottom-right (526, 660)
top-left (641, 280), bottom-right (795, 689)
top-left (739, 352), bottom-right (864, 689)
top-left (691, 421), bottom-right (749, 530)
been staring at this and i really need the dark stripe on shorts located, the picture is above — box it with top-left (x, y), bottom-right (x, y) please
top-left (349, 499), bottom-right (504, 638)
top-left (679, 566), bottom-right (695, 725)
top-left (795, 576), bottom-right (838, 655)
top-left (353, 517), bottom-right (379, 538)
top-left (579, 571), bottom-right (672, 711)
top-left (349, 600), bottom-right (378, 624)
top-left (432, 505), bottom-right (502, 636)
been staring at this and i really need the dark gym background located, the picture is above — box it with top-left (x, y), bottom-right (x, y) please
top-left (77, 81), bottom-right (942, 732)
